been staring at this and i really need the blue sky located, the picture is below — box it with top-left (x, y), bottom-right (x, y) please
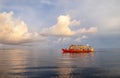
top-left (0, 0), bottom-right (120, 48)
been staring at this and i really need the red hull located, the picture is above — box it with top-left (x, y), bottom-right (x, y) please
top-left (62, 49), bottom-right (93, 53)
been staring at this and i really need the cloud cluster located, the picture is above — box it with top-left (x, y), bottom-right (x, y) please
top-left (41, 15), bottom-right (97, 36)
top-left (0, 12), bottom-right (97, 45)
top-left (0, 12), bottom-right (43, 44)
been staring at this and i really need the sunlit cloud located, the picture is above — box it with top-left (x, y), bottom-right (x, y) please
top-left (0, 11), bottom-right (44, 44)
top-left (0, 11), bottom-right (98, 45)
top-left (41, 15), bottom-right (75, 36)
top-left (41, 15), bottom-right (97, 37)
top-left (40, 15), bottom-right (98, 44)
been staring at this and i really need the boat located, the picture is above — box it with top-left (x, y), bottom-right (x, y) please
top-left (62, 45), bottom-right (94, 53)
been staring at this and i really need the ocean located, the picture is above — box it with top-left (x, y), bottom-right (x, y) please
top-left (0, 48), bottom-right (120, 78)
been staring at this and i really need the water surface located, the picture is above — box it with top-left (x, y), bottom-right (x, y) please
top-left (0, 48), bottom-right (120, 78)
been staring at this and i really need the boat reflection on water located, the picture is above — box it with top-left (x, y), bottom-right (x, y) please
top-left (57, 52), bottom-right (94, 78)
top-left (62, 52), bottom-right (94, 67)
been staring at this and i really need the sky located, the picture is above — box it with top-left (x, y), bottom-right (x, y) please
top-left (0, 0), bottom-right (120, 48)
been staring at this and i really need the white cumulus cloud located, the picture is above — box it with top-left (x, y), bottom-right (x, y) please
top-left (0, 11), bottom-right (44, 44)
top-left (41, 15), bottom-right (98, 36)
top-left (41, 15), bottom-right (75, 36)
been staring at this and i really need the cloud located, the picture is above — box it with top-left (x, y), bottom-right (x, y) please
top-left (74, 35), bottom-right (88, 42)
top-left (40, 15), bottom-right (98, 44)
top-left (67, 0), bottom-right (120, 35)
top-left (76, 27), bottom-right (98, 34)
top-left (40, 0), bottom-right (53, 5)
top-left (41, 15), bottom-right (75, 36)
top-left (0, 11), bottom-right (97, 45)
top-left (0, 11), bottom-right (44, 44)
top-left (53, 37), bottom-right (71, 44)
top-left (41, 15), bottom-right (97, 36)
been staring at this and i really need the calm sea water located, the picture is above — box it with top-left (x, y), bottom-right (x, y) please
top-left (0, 48), bottom-right (120, 78)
